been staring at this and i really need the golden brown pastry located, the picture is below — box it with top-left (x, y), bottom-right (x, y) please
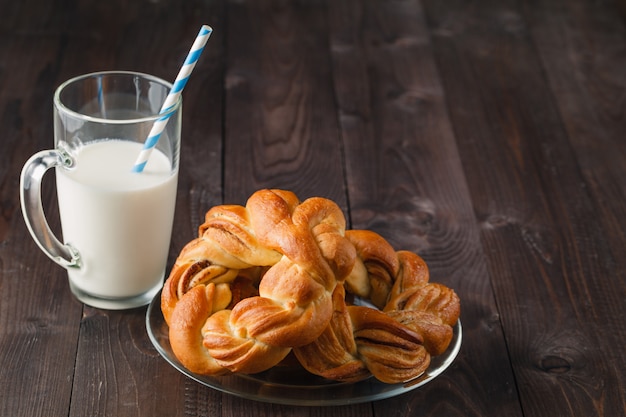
top-left (162, 189), bottom-right (356, 374)
top-left (161, 189), bottom-right (460, 383)
top-left (292, 230), bottom-right (460, 383)
top-left (292, 284), bottom-right (431, 383)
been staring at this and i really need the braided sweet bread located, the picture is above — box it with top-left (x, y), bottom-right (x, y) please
top-left (162, 189), bottom-right (356, 374)
top-left (161, 189), bottom-right (460, 383)
top-left (293, 230), bottom-right (460, 383)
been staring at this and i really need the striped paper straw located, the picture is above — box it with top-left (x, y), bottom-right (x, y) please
top-left (132, 25), bottom-right (212, 173)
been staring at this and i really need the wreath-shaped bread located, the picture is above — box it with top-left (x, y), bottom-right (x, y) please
top-left (161, 189), bottom-right (460, 383)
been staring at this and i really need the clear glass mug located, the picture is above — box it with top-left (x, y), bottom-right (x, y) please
top-left (20, 71), bottom-right (181, 310)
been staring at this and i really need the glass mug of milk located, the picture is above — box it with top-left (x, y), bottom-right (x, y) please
top-left (20, 71), bottom-right (181, 310)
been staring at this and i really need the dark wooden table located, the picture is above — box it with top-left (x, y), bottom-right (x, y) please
top-left (1, 0), bottom-right (624, 415)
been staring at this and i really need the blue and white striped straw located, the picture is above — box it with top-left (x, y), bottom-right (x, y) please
top-left (132, 25), bottom-right (212, 173)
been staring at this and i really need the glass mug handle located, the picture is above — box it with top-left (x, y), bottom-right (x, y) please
top-left (20, 149), bottom-right (81, 269)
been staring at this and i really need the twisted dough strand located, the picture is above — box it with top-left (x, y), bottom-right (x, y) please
top-left (292, 230), bottom-right (460, 383)
top-left (162, 190), bottom-right (460, 382)
top-left (163, 189), bottom-right (356, 374)
top-left (293, 284), bottom-right (430, 383)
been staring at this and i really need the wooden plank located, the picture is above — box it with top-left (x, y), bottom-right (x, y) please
top-left (223, 0), bottom-right (348, 207)
top-left (68, 307), bottom-right (225, 417)
top-left (0, 239), bottom-right (81, 417)
top-left (422, 0), bottom-right (626, 415)
top-left (327, 0), bottom-right (522, 415)
top-left (524, 0), bottom-right (626, 410)
top-left (69, 308), bottom-right (181, 416)
top-left (0, 1), bottom-right (83, 415)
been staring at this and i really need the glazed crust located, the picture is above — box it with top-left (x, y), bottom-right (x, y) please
top-left (163, 189), bottom-right (356, 374)
top-left (293, 231), bottom-right (460, 383)
top-left (162, 190), bottom-right (460, 382)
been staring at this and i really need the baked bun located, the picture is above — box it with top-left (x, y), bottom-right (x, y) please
top-left (162, 189), bottom-right (356, 374)
top-left (161, 189), bottom-right (460, 383)
top-left (292, 230), bottom-right (459, 383)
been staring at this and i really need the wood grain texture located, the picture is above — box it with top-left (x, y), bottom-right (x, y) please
top-left (422, 0), bottom-right (626, 415)
top-left (524, 0), bottom-right (626, 411)
top-left (0, 238), bottom-right (81, 417)
top-left (0, 2), bottom-right (84, 415)
top-left (223, 0), bottom-right (347, 207)
top-left (328, 1), bottom-right (522, 416)
top-left (70, 309), bottom-right (169, 417)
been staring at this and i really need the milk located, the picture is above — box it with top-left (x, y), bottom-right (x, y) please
top-left (56, 139), bottom-right (177, 300)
